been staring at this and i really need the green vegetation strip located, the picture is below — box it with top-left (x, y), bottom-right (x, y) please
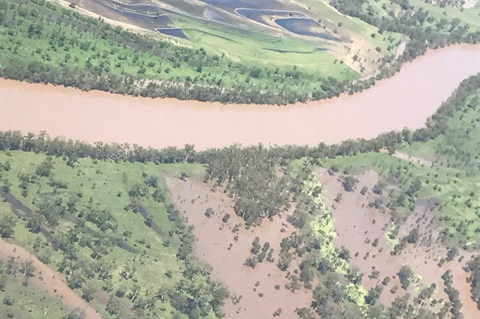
top-left (306, 179), bottom-right (368, 309)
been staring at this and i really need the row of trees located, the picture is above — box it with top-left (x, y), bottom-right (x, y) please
top-left (468, 256), bottom-right (480, 309)
top-left (442, 270), bottom-right (464, 318)
top-left (0, 75), bottom-right (477, 233)
top-left (2, 72), bottom-right (478, 164)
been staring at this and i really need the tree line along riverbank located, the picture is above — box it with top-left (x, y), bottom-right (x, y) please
top-left (1, 0), bottom-right (479, 104)
top-left (0, 72), bottom-right (478, 170)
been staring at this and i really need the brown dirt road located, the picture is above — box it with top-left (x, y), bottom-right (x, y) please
top-left (0, 238), bottom-right (101, 319)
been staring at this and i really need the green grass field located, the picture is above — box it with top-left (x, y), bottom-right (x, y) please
top-left (0, 0), bottom-right (360, 101)
top-left (0, 150), bottom-right (224, 319)
top-left (0, 267), bottom-right (70, 319)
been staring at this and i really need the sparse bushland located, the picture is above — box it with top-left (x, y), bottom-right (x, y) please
top-left (0, 151), bottom-right (228, 318)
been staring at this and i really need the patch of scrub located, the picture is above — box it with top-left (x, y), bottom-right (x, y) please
top-left (275, 18), bottom-right (340, 41)
top-left (297, 168), bottom-right (368, 309)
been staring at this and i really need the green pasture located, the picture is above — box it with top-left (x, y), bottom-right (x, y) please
top-left (0, 264), bottom-right (69, 319)
top-left (0, 151), bottom-right (215, 318)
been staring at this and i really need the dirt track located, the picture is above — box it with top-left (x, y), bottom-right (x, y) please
top-left (0, 238), bottom-right (101, 319)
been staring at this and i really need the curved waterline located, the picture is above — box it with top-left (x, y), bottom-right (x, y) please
top-left (0, 44), bottom-right (480, 150)
top-left (275, 18), bottom-right (340, 41)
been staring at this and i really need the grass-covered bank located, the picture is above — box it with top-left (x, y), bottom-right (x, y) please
top-left (1, 0), bottom-right (479, 104)
top-left (0, 0), bottom-right (357, 104)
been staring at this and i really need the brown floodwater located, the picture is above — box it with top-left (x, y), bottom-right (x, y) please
top-left (319, 168), bottom-right (480, 318)
top-left (166, 177), bottom-right (314, 319)
top-left (1, 45), bottom-right (480, 150)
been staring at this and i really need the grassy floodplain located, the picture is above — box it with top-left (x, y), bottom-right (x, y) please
top-left (0, 151), bottom-right (226, 319)
top-left (1, 0), bottom-right (479, 103)
top-left (0, 0), bottom-right (360, 104)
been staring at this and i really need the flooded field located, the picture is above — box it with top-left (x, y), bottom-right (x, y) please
top-left (235, 8), bottom-right (303, 22)
top-left (202, 0), bottom-right (281, 10)
top-left (318, 169), bottom-right (406, 305)
top-left (1, 45), bottom-right (480, 150)
top-left (73, 0), bottom-right (173, 31)
top-left (318, 168), bottom-right (480, 317)
top-left (166, 176), bottom-right (314, 318)
top-left (72, 0), bottom-right (343, 44)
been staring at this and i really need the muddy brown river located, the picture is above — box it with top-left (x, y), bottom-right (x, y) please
top-left (1, 44), bottom-right (480, 150)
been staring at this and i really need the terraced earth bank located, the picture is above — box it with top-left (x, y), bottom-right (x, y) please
top-left (73, 0), bottom-right (343, 42)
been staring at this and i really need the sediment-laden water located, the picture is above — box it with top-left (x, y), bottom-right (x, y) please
top-left (1, 45), bottom-right (480, 150)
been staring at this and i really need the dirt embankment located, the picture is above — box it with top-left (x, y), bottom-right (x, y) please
top-left (393, 151), bottom-right (434, 167)
top-left (0, 238), bottom-right (101, 319)
top-left (166, 176), bottom-right (315, 319)
top-left (318, 168), bottom-right (480, 318)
